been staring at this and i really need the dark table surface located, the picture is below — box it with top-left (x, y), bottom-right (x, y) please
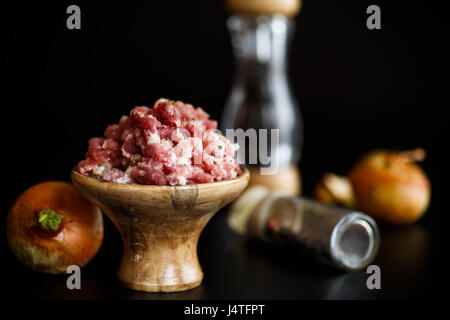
top-left (4, 204), bottom-right (435, 300)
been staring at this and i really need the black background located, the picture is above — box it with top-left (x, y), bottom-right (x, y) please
top-left (0, 0), bottom-right (443, 301)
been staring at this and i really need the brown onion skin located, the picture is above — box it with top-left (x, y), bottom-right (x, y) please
top-left (6, 181), bottom-right (103, 274)
top-left (349, 150), bottom-right (431, 226)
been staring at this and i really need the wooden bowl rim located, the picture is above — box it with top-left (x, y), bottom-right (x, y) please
top-left (71, 166), bottom-right (249, 191)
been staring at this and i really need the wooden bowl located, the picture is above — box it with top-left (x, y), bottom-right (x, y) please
top-left (71, 167), bottom-right (249, 293)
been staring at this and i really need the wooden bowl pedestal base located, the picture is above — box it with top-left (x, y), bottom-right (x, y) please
top-left (71, 168), bottom-right (249, 293)
top-left (116, 211), bottom-right (212, 292)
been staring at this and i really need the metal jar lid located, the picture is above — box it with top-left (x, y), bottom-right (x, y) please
top-left (330, 212), bottom-right (380, 271)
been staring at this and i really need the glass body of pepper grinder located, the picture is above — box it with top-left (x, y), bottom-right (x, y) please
top-left (222, 0), bottom-right (303, 195)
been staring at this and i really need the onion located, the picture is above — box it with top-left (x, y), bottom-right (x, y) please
top-left (313, 172), bottom-right (356, 208)
top-left (6, 181), bottom-right (103, 274)
top-left (349, 148), bottom-right (431, 225)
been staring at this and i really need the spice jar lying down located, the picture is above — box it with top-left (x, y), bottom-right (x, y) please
top-left (228, 186), bottom-right (380, 271)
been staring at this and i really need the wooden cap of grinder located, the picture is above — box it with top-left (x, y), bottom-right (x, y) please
top-left (226, 0), bottom-right (302, 17)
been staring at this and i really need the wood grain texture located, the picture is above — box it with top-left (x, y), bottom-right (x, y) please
top-left (71, 168), bottom-right (249, 292)
top-left (226, 0), bottom-right (302, 17)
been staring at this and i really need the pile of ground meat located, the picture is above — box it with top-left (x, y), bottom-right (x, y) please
top-left (77, 98), bottom-right (241, 186)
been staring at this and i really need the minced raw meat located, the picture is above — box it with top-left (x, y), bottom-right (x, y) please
top-left (77, 98), bottom-right (241, 186)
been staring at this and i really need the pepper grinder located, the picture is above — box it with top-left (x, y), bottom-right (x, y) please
top-left (222, 0), bottom-right (303, 195)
